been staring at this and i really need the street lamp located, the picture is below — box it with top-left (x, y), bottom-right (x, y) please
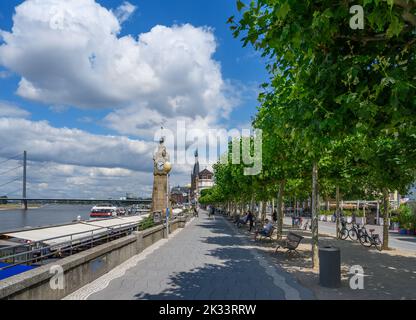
top-left (186, 183), bottom-right (192, 208)
top-left (164, 161), bottom-right (172, 236)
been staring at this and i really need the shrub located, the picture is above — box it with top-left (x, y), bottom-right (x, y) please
top-left (138, 216), bottom-right (155, 231)
top-left (397, 204), bottom-right (416, 230)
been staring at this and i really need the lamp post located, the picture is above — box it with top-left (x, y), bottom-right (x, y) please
top-left (164, 161), bottom-right (172, 236)
top-left (186, 183), bottom-right (192, 208)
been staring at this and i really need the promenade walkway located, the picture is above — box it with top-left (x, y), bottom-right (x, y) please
top-left (65, 211), bottom-right (314, 300)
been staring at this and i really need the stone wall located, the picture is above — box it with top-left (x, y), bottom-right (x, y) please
top-left (0, 216), bottom-right (189, 300)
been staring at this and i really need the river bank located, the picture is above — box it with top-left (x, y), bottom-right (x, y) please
top-left (0, 204), bottom-right (41, 211)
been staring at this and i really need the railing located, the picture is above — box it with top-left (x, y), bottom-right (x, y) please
top-left (0, 219), bottom-right (153, 271)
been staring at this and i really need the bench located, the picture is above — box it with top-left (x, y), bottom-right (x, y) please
top-left (275, 232), bottom-right (304, 256)
top-left (255, 226), bottom-right (276, 241)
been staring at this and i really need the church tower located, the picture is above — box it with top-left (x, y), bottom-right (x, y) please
top-left (191, 150), bottom-right (199, 203)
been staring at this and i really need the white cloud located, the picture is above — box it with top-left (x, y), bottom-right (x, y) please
top-left (0, 118), bottom-right (152, 172)
top-left (114, 1), bottom-right (137, 24)
top-left (0, 101), bottom-right (30, 118)
top-left (0, 0), bottom-right (234, 123)
top-left (0, 0), bottom-right (247, 197)
top-left (0, 118), bottom-right (199, 198)
top-left (0, 70), bottom-right (11, 78)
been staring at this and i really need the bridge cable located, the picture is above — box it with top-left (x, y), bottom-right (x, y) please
top-left (3, 188), bottom-right (22, 197)
top-left (0, 153), bottom-right (22, 165)
top-left (0, 165), bottom-right (23, 176)
top-left (0, 177), bottom-right (21, 188)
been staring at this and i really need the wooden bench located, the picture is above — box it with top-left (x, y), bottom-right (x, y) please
top-left (275, 232), bottom-right (304, 256)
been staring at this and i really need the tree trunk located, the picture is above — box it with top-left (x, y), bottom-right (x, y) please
top-left (250, 198), bottom-right (255, 215)
top-left (261, 201), bottom-right (266, 221)
top-left (277, 180), bottom-right (286, 239)
top-left (382, 188), bottom-right (390, 250)
top-left (336, 185), bottom-right (340, 239)
top-left (311, 162), bottom-right (319, 269)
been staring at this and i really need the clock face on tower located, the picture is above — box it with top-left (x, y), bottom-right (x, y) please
top-left (157, 160), bottom-right (165, 172)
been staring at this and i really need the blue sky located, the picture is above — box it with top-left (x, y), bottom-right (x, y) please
top-left (0, 0), bottom-right (266, 135)
top-left (0, 0), bottom-right (268, 198)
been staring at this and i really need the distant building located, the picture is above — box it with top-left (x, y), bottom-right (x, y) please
top-left (190, 150), bottom-right (214, 203)
top-left (126, 193), bottom-right (139, 200)
top-left (0, 196), bottom-right (7, 204)
top-left (198, 168), bottom-right (214, 191)
top-left (170, 186), bottom-right (191, 205)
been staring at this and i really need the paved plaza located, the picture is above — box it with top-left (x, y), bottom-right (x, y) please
top-left (66, 211), bottom-right (314, 300)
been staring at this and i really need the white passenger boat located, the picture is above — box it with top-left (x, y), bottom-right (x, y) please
top-left (90, 205), bottom-right (117, 218)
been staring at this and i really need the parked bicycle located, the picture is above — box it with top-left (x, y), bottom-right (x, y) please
top-left (338, 218), bottom-right (349, 240)
top-left (348, 222), bottom-right (364, 241)
top-left (359, 225), bottom-right (382, 251)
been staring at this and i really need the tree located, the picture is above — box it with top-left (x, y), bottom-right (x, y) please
top-left (230, 0), bottom-right (416, 265)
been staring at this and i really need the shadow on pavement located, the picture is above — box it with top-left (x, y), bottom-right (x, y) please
top-left (133, 216), bottom-right (300, 300)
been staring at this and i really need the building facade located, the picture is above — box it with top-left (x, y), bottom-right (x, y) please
top-left (190, 150), bottom-right (214, 203)
top-left (170, 186), bottom-right (191, 205)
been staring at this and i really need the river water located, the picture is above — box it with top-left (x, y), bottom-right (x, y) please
top-left (0, 204), bottom-right (93, 233)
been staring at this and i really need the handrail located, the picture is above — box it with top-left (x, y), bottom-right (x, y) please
top-left (0, 217), bottom-right (152, 269)
top-left (0, 217), bottom-right (149, 252)
top-left (0, 226), bottom-right (137, 271)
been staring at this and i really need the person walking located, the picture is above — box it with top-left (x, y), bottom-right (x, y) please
top-left (272, 210), bottom-right (277, 223)
top-left (247, 210), bottom-right (254, 232)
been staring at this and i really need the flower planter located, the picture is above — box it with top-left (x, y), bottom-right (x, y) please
top-left (399, 229), bottom-right (408, 235)
top-left (406, 229), bottom-right (415, 236)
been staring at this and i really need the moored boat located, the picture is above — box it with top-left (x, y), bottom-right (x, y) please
top-left (90, 205), bottom-right (117, 218)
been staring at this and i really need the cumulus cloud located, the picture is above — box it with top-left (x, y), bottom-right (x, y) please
top-left (114, 1), bottom-right (137, 24)
top-left (0, 118), bottom-right (195, 197)
top-left (0, 0), bottom-right (233, 123)
top-left (24, 162), bottom-right (154, 198)
top-left (0, 118), bottom-right (153, 172)
top-left (0, 0), bottom-right (244, 197)
top-left (0, 101), bottom-right (30, 118)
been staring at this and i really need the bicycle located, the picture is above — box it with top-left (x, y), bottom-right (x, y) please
top-left (359, 226), bottom-right (382, 251)
top-left (348, 222), bottom-right (364, 241)
top-left (338, 219), bottom-right (349, 240)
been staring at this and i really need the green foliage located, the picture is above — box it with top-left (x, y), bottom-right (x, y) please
top-left (138, 216), bottom-right (155, 231)
top-left (397, 204), bottom-right (416, 229)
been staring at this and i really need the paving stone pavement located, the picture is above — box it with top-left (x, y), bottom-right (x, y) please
top-left (79, 211), bottom-right (314, 300)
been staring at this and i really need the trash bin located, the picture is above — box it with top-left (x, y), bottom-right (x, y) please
top-left (319, 246), bottom-right (341, 288)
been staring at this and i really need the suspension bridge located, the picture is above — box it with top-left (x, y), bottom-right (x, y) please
top-left (0, 151), bottom-right (150, 209)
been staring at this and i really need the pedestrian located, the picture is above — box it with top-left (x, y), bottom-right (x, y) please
top-left (247, 210), bottom-right (254, 232)
top-left (272, 210), bottom-right (277, 223)
top-left (254, 219), bottom-right (273, 240)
